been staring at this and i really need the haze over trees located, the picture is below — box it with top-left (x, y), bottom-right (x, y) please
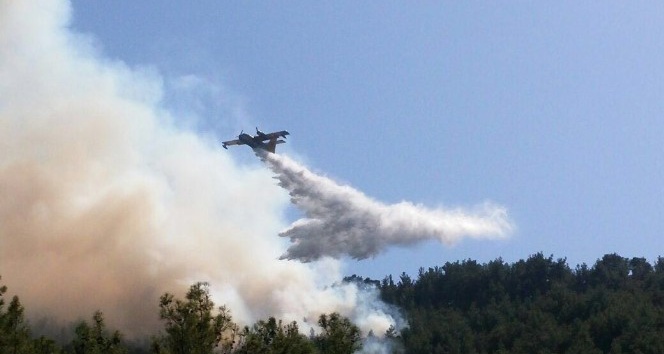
top-left (4, 253), bottom-right (664, 353)
top-left (0, 279), bottom-right (365, 354)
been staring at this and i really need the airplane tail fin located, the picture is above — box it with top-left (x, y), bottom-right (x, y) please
top-left (266, 139), bottom-right (286, 153)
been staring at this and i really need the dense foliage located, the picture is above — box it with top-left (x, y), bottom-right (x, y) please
top-left (378, 253), bottom-right (664, 353)
top-left (152, 282), bottom-right (237, 354)
top-left (4, 253), bottom-right (664, 353)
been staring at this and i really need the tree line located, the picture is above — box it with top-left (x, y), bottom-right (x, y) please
top-left (374, 253), bottom-right (664, 353)
top-left (0, 280), bottom-right (365, 354)
top-left (4, 252), bottom-right (664, 353)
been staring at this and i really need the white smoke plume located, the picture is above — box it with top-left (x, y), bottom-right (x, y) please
top-left (263, 152), bottom-right (513, 261)
top-left (0, 0), bottom-right (403, 341)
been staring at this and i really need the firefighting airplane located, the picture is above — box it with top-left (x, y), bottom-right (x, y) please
top-left (222, 128), bottom-right (289, 153)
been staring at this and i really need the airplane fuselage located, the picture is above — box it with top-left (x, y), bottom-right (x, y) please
top-left (238, 133), bottom-right (261, 149)
top-left (222, 128), bottom-right (289, 153)
top-left (238, 133), bottom-right (279, 151)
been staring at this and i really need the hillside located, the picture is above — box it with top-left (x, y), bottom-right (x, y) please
top-left (3, 253), bottom-right (664, 353)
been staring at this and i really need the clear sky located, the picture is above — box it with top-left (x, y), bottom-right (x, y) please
top-left (70, 2), bottom-right (664, 279)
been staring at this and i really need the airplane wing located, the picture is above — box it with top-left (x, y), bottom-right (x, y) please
top-left (255, 130), bottom-right (290, 142)
top-left (221, 139), bottom-right (243, 149)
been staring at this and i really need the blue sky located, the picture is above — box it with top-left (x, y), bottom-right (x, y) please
top-left (70, 2), bottom-right (664, 279)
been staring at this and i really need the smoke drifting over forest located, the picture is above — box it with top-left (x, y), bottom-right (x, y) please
top-left (0, 1), bottom-right (512, 351)
top-left (0, 0), bottom-right (401, 339)
top-left (263, 152), bottom-right (513, 262)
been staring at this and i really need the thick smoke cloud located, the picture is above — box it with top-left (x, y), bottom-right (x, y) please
top-left (0, 0), bottom-right (402, 340)
top-left (263, 153), bottom-right (513, 261)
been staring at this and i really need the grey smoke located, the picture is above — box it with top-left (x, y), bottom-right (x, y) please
top-left (0, 0), bottom-right (401, 340)
top-left (1, 2), bottom-right (511, 352)
top-left (263, 152), bottom-right (514, 262)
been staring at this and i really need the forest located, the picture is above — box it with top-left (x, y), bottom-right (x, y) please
top-left (3, 252), bottom-right (664, 353)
